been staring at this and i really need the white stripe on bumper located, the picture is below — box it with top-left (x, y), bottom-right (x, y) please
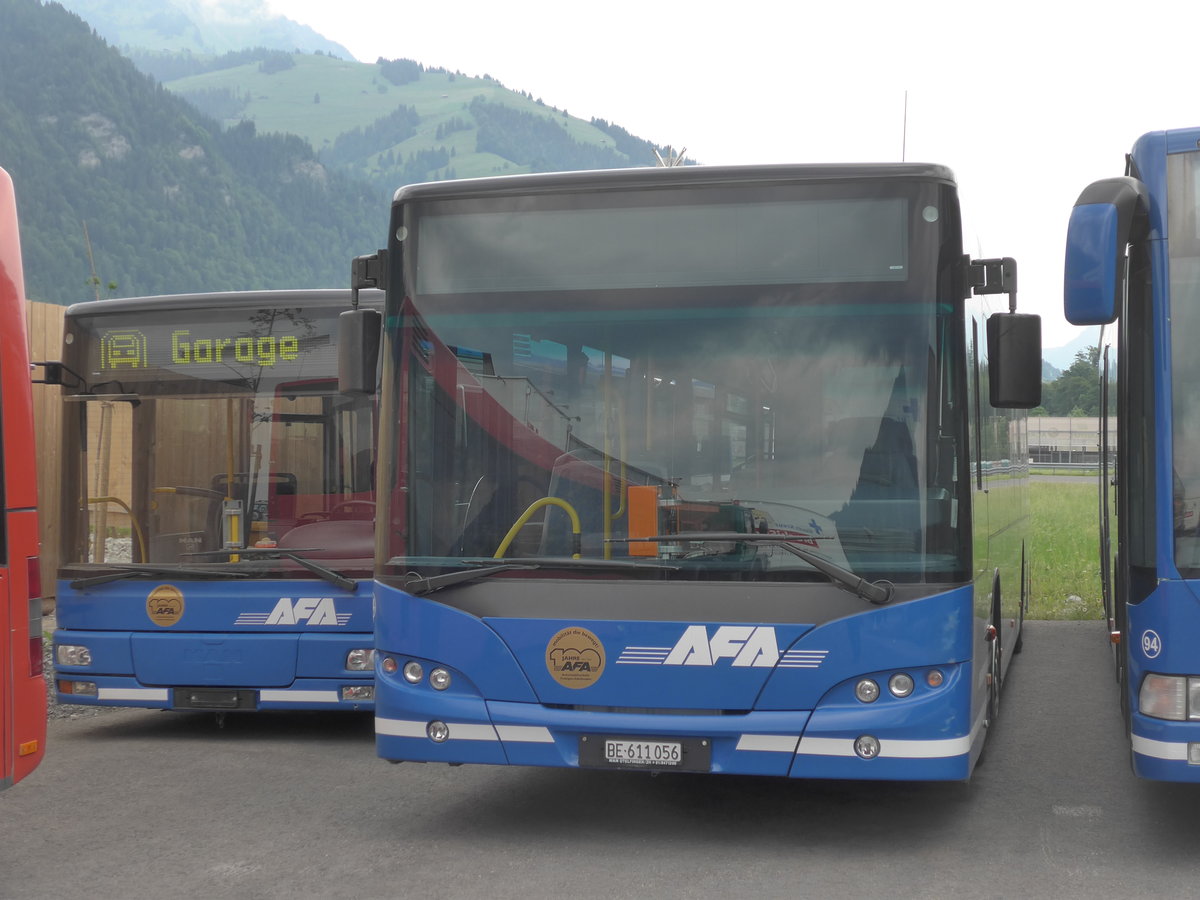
top-left (1131, 734), bottom-right (1188, 761)
top-left (797, 734), bottom-right (971, 759)
top-left (736, 734), bottom-right (800, 753)
top-left (98, 688), bottom-right (169, 701)
top-left (375, 718), bottom-right (498, 741)
top-left (496, 725), bottom-right (554, 743)
top-left (259, 690), bottom-right (340, 703)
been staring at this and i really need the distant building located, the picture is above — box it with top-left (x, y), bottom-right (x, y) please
top-left (1028, 417), bottom-right (1116, 466)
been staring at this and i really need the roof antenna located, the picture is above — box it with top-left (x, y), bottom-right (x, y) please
top-left (901, 90), bottom-right (908, 162)
top-left (654, 146), bottom-right (687, 167)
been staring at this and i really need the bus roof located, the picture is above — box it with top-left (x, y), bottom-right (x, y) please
top-left (64, 288), bottom-right (383, 318)
top-left (391, 162), bottom-right (958, 204)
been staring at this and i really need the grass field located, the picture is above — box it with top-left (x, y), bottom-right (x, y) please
top-left (1029, 480), bottom-right (1103, 620)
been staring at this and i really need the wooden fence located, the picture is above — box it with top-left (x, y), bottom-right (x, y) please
top-left (26, 300), bottom-right (64, 600)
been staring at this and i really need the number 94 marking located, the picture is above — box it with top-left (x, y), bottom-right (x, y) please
top-left (1142, 629), bottom-right (1163, 659)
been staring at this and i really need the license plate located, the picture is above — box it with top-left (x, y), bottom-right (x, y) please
top-left (579, 734), bottom-right (711, 772)
top-left (605, 739), bottom-right (682, 766)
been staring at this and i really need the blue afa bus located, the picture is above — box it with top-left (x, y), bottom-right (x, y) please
top-left (50, 290), bottom-right (381, 714)
top-left (1065, 126), bottom-right (1200, 780)
top-left (343, 164), bottom-right (1042, 779)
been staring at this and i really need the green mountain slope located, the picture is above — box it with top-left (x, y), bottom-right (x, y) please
top-left (0, 0), bottom-right (378, 305)
top-left (59, 0), bottom-right (679, 189)
top-left (159, 51), bottom-right (671, 188)
top-left (0, 0), bottom-right (678, 306)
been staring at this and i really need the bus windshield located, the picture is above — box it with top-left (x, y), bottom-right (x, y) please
top-left (1168, 149), bottom-right (1200, 575)
top-left (387, 177), bottom-right (968, 585)
top-left (60, 302), bottom-right (375, 574)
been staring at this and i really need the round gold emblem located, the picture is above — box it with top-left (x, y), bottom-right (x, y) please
top-left (146, 585), bottom-right (185, 627)
top-left (546, 627), bottom-right (605, 688)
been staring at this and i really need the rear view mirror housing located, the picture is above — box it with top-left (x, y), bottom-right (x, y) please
top-left (1064, 177), bottom-right (1148, 325)
top-left (986, 312), bottom-right (1042, 409)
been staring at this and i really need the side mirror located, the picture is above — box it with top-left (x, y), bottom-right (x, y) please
top-left (1064, 177), bottom-right (1148, 325)
top-left (338, 308), bottom-right (382, 395)
top-left (987, 312), bottom-right (1042, 409)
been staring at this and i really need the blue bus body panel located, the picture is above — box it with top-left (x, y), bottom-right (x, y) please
top-left (374, 584), bottom-right (981, 780)
top-left (54, 578), bottom-right (374, 710)
top-left (484, 617), bottom-right (813, 709)
top-left (1127, 581), bottom-right (1200, 780)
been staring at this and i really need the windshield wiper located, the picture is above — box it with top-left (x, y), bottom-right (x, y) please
top-left (186, 547), bottom-right (359, 592)
top-left (622, 533), bottom-right (893, 605)
top-left (70, 563), bottom-right (253, 590)
top-left (397, 557), bottom-right (681, 596)
top-left (402, 563), bottom-right (536, 596)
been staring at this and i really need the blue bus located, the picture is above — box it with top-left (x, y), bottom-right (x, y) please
top-left (50, 290), bottom-right (381, 714)
top-left (344, 164), bottom-right (1041, 779)
top-left (1065, 126), bottom-right (1200, 780)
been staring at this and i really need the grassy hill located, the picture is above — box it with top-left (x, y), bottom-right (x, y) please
top-left (0, 0), bottom-right (380, 304)
top-left (158, 52), bottom-right (672, 189)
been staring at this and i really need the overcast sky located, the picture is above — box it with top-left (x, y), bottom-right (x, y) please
top-left (262, 0), bottom-right (1200, 348)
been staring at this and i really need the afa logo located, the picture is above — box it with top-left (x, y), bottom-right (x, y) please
top-left (545, 626), bottom-right (605, 688)
top-left (146, 585), bottom-right (184, 627)
top-left (616, 625), bottom-right (781, 668)
top-left (664, 625), bottom-right (779, 667)
top-left (233, 597), bottom-right (352, 627)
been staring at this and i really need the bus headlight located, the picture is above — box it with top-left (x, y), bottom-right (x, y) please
top-left (1137, 673), bottom-right (1200, 720)
top-left (854, 735), bottom-right (881, 759)
top-left (402, 661), bottom-right (424, 684)
top-left (341, 685), bottom-right (374, 701)
top-left (854, 679), bottom-right (880, 703)
top-left (56, 644), bottom-right (92, 667)
top-left (888, 673), bottom-right (915, 698)
top-left (429, 668), bottom-right (452, 691)
top-left (345, 648), bottom-right (375, 671)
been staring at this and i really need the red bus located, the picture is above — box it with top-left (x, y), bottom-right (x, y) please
top-left (0, 166), bottom-right (45, 790)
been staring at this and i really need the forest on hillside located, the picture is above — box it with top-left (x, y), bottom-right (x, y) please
top-left (0, 0), bottom-right (674, 306)
top-left (0, 0), bottom-right (382, 304)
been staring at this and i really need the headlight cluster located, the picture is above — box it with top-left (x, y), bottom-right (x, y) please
top-left (58, 680), bottom-right (97, 696)
top-left (848, 670), bottom-right (944, 761)
top-left (387, 657), bottom-right (452, 691)
top-left (345, 648), bottom-right (375, 671)
top-left (854, 669), bottom-right (941, 704)
top-left (1139, 673), bottom-right (1200, 720)
top-left (56, 644), bottom-right (93, 667)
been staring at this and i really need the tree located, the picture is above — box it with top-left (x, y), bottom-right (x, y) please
top-left (1042, 346), bottom-right (1104, 416)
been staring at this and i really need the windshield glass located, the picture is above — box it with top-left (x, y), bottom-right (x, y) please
top-left (59, 301), bottom-right (375, 575)
top-left (1169, 151), bottom-right (1200, 574)
top-left (383, 177), bottom-right (969, 585)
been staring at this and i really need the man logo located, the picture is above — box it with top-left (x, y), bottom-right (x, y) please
top-left (545, 626), bottom-right (606, 688)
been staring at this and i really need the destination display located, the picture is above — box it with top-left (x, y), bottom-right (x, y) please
top-left (66, 306), bottom-right (340, 389)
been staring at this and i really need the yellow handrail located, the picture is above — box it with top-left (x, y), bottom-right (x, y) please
top-left (493, 497), bottom-right (581, 560)
top-left (87, 496), bottom-right (147, 563)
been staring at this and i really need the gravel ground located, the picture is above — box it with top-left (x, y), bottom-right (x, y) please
top-left (42, 611), bottom-right (114, 721)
